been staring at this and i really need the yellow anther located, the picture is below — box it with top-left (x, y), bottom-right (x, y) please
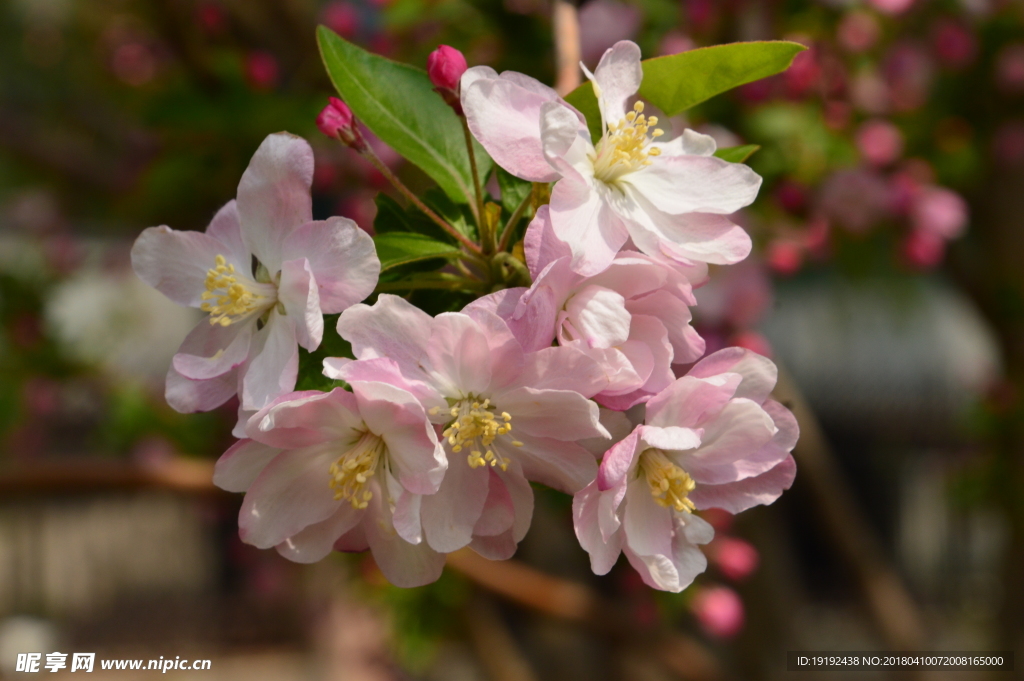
top-left (329, 431), bottom-right (387, 509)
top-left (444, 397), bottom-right (514, 470)
top-left (590, 100), bottom-right (665, 184)
top-left (200, 254), bottom-right (272, 326)
top-left (640, 449), bottom-right (697, 513)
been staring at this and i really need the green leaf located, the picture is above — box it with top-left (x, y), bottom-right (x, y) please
top-left (495, 167), bottom-right (533, 214)
top-left (317, 27), bottom-right (491, 204)
top-left (373, 232), bottom-right (461, 272)
top-left (566, 41), bottom-right (806, 142)
top-left (714, 144), bottom-right (760, 163)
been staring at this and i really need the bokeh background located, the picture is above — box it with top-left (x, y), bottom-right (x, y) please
top-left (1, 0), bottom-right (1022, 679)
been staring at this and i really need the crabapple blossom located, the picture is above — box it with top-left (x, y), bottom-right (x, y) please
top-left (332, 294), bottom-right (610, 559)
top-left (573, 348), bottom-right (797, 591)
top-left (131, 133), bottom-right (380, 432)
top-left (212, 380), bottom-right (447, 587)
top-left (461, 40), bottom-right (761, 275)
top-left (468, 205), bottom-right (706, 410)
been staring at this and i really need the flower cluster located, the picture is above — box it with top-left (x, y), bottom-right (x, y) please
top-left (133, 40), bottom-right (798, 591)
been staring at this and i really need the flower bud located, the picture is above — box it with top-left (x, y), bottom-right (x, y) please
top-left (691, 586), bottom-right (745, 639)
top-left (316, 97), bottom-right (366, 151)
top-left (427, 45), bottom-right (467, 114)
top-left (427, 45), bottom-right (467, 91)
top-left (710, 536), bottom-right (760, 582)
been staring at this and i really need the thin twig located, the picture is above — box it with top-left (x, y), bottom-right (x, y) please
top-left (462, 117), bottom-right (486, 232)
top-left (359, 145), bottom-right (483, 255)
top-left (552, 0), bottom-right (582, 96)
top-left (497, 189), bottom-right (534, 253)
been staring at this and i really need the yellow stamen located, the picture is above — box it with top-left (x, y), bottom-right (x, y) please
top-left (442, 397), bottom-right (521, 471)
top-left (200, 255), bottom-right (271, 326)
top-left (640, 449), bottom-right (696, 513)
top-left (329, 430), bottom-right (387, 509)
top-left (591, 101), bottom-right (664, 184)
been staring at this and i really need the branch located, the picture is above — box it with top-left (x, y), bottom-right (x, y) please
top-left (553, 0), bottom-right (582, 96)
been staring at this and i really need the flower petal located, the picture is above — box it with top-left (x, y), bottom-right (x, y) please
top-left (688, 347), bottom-right (778, 404)
top-left (562, 285), bottom-right (630, 349)
top-left (236, 133), bottom-right (314, 271)
top-left (205, 200), bottom-right (251, 266)
top-left (498, 386), bottom-right (606, 441)
top-left (164, 363), bottom-right (237, 413)
top-left (679, 399), bottom-right (777, 484)
top-left (623, 477), bottom-right (673, 558)
top-left (131, 226), bottom-right (230, 308)
top-left (241, 312), bottom-right (299, 412)
top-left (473, 468), bottom-right (515, 537)
top-left (280, 217), bottom-right (379, 314)
top-left (573, 481), bottom-right (623, 575)
top-left (239, 444), bottom-right (340, 549)
top-left (172, 318), bottom-right (254, 380)
top-left (365, 489), bottom-right (446, 588)
top-left (591, 41), bottom-right (643, 127)
top-left (624, 154), bottom-right (761, 216)
top-left (550, 177), bottom-right (629, 275)
top-left (249, 388), bottom-right (363, 449)
top-left (688, 455), bottom-right (796, 514)
top-left (508, 432), bottom-right (598, 494)
top-left (518, 345), bottom-right (609, 398)
top-left (626, 290), bottom-right (704, 364)
top-left (420, 454), bottom-right (490, 553)
top-left (621, 196), bottom-right (753, 266)
top-left (645, 374), bottom-right (741, 430)
top-left (336, 294), bottom-right (434, 374)
top-left (277, 257), bottom-right (323, 352)
top-left (276, 503), bottom-right (362, 563)
top-left (214, 438), bottom-right (282, 492)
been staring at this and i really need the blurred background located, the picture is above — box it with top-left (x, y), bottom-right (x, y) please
top-left (0, 0), bottom-right (1022, 678)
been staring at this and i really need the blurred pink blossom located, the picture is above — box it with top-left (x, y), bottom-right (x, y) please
top-left (691, 586), bottom-right (745, 638)
top-left (711, 536), bottom-right (760, 582)
top-left (850, 69), bottom-right (890, 114)
top-left (766, 239), bottom-right (803, 276)
top-left (321, 2), bottom-right (360, 37)
top-left (785, 47), bottom-right (821, 98)
top-left (245, 51), bottom-right (279, 90)
top-left (730, 331), bottom-right (773, 358)
top-left (578, 0), bottom-right (642, 65)
top-left (775, 180), bottom-right (808, 214)
top-left (196, 2), bottom-right (228, 35)
top-left (912, 187), bottom-right (968, 239)
top-left (884, 42), bottom-right (934, 112)
top-left (837, 11), bottom-right (881, 53)
top-left (931, 19), bottom-right (977, 69)
top-left (660, 31), bottom-right (695, 57)
top-left (903, 229), bottom-right (945, 269)
top-left (112, 42), bottom-right (156, 86)
top-left (818, 168), bottom-right (891, 233)
top-left (868, 0), bottom-right (915, 15)
top-left (856, 119), bottom-right (904, 167)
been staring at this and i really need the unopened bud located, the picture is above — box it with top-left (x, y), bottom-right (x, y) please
top-left (317, 97), bottom-right (366, 151)
top-left (427, 45), bottom-right (467, 114)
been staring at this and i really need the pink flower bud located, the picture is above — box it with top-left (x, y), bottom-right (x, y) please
top-left (691, 586), bottom-right (745, 639)
top-left (912, 187), bottom-right (967, 239)
top-left (245, 51), bottom-right (279, 90)
top-left (903, 229), bottom-right (945, 269)
top-left (317, 97), bottom-right (366, 151)
top-left (766, 239), bottom-right (803, 276)
top-left (427, 45), bottom-right (468, 92)
top-left (711, 536), bottom-right (760, 582)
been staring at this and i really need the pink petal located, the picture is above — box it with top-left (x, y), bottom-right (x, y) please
top-left (473, 469), bottom-right (515, 537)
top-left (276, 503), bottom-right (362, 563)
top-left (510, 432), bottom-right (598, 494)
top-left (131, 226), bottom-right (231, 308)
top-left (336, 294), bottom-right (434, 373)
top-left (365, 490), bottom-right (446, 588)
top-left (249, 388), bottom-right (363, 449)
top-left (239, 444), bottom-right (340, 548)
top-left (172, 319), bottom-right (254, 380)
top-left (470, 531), bottom-right (518, 560)
top-left (353, 380), bottom-right (446, 495)
top-left (621, 197), bottom-right (753, 266)
top-left (550, 175), bottom-right (629, 276)
top-left (591, 41), bottom-right (643, 127)
top-left (573, 482), bottom-right (624, 575)
top-left (389, 471), bottom-right (425, 544)
top-left (241, 313), bottom-right (299, 411)
top-left (277, 257), bottom-right (323, 351)
top-left (626, 289), bottom-right (704, 364)
top-left (518, 346), bottom-right (608, 398)
top-left (498, 386), bottom-right (606, 441)
top-left (524, 205), bottom-right (573, 275)
top-left (164, 363), bottom-right (237, 413)
top-left (420, 454), bottom-right (490, 553)
top-left (625, 155), bottom-right (761, 216)
top-left (623, 478), bottom-right (674, 558)
top-left (236, 133), bottom-right (314, 272)
top-left (645, 374), bottom-right (741, 430)
top-left (680, 400), bottom-right (778, 485)
top-left (421, 313), bottom-right (495, 396)
top-left (689, 455), bottom-right (796, 513)
top-left (205, 200), bottom-right (251, 266)
top-left (637, 424), bottom-right (702, 452)
top-left (462, 75), bottom-right (563, 182)
top-left (323, 357), bottom-right (445, 414)
top-left (597, 427), bottom-right (642, 491)
top-left (562, 284), bottom-right (630, 349)
top-left (213, 438), bottom-right (282, 492)
top-left (280, 217), bottom-right (379, 314)
top-left (688, 347), bottom-right (778, 404)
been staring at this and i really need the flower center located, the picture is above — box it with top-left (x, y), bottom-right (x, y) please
top-left (329, 430), bottom-right (387, 509)
top-left (639, 448), bottom-right (696, 513)
top-left (440, 398), bottom-right (522, 470)
top-left (591, 101), bottom-right (664, 184)
top-left (200, 255), bottom-right (274, 326)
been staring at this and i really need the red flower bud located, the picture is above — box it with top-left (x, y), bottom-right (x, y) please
top-left (427, 45), bottom-right (467, 91)
top-left (316, 97), bottom-right (366, 151)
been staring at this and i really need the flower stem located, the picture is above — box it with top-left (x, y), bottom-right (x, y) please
top-left (497, 189), bottom-right (534, 253)
top-left (461, 117), bottom-right (486, 233)
top-left (358, 145), bottom-right (483, 256)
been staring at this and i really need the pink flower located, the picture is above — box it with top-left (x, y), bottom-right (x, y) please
top-left (902, 229), bottom-right (945, 269)
top-left (856, 119), bottom-right (904, 167)
top-left (837, 11), bottom-right (881, 54)
top-left (710, 535), bottom-right (759, 581)
top-left (332, 294), bottom-right (610, 558)
top-left (131, 133), bottom-right (380, 430)
top-left (461, 40), bottom-right (761, 275)
top-left (427, 45), bottom-right (468, 92)
top-left (468, 206), bottom-right (706, 410)
top-left (213, 380), bottom-right (447, 587)
top-left (911, 186), bottom-right (967, 239)
top-left (573, 348), bottom-right (797, 592)
top-left (691, 586), bottom-right (745, 638)
top-left (317, 97), bottom-right (366, 151)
